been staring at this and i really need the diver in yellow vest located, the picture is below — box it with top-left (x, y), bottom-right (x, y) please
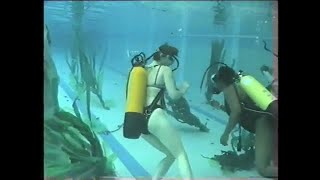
top-left (200, 63), bottom-right (278, 178)
top-left (124, 44), bottom-right (193, 180)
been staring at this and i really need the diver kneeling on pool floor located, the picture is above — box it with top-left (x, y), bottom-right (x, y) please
top-left (201, 62), bottom-right (278, 178)
top-left (123, 43), bottom-right (193, 180)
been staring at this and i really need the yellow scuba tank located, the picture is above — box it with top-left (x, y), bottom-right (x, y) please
top-left (126, 66), bottom-right (148, 112)
top-left (123, 65), bottom-right (148, 139)
top-left (238, 74), bottom-right (277, 111)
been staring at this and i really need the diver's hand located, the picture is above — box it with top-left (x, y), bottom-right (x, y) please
top-left (180, 82), bottom-right (190, 94)
top-left (220, 133), bottom-right (229, 146)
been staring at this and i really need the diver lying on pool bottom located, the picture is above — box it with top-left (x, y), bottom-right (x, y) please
top-left (165, 93), bottom-right (210, 132)
top-left (201, 63), bottom-right (278, 178)
top-left (123, 44), bottom-right (193, 180)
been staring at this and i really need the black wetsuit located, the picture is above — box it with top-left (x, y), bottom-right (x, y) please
top-left (141, 65), bottom-right (166, 135)
top-left (224, 84), bottom-right (278, 133)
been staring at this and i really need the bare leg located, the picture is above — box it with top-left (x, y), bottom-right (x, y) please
top-left (142, 134), bottom-right (175, 180)
top-left (255, 116), bottom-right (278, 178)
top-left (147, 109), bottom-right (193, 180)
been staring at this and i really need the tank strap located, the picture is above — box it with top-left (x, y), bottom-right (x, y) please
top-left (153, 65), bottom-right (166, 108)
top-left (145, 88), bottom-right (165, 115)
top-left (233, 84), bottom-right (243, 109)
top-left (154, 65), bottom-right (162, 85)
top-left (144, 65), bottom-right (165, 116)
top-left (160, 94), bottom-right (166, 109)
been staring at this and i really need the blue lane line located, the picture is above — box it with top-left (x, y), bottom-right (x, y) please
top-left (59, 80), bottom-right (151, 178)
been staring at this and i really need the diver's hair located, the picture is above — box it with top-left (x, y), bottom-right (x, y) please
top-left (153, 43), bottom-right (179, 61)
top-left (216, 66), bottom-right (237, 85)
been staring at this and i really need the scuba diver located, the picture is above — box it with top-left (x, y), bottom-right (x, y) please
top-left (208, 64), bottom-right (278, 110)
top-left (123, 43), bottom-right (193, 180)
top-left (165, 94), bottom-right (210, 132)
top-left (200, 63), bottom-right (278, 178)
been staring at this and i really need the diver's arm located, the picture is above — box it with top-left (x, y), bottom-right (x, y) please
top-left (163, 66), bottom-right (186, 100)
top-left (222, 85), bottom-right (242, 136)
